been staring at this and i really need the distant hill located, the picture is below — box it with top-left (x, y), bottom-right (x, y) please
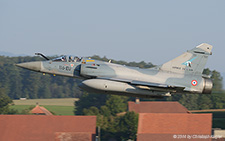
top-left (0, 51), bottom-right (27, 57)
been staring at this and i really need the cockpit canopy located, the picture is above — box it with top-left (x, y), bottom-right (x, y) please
top-left (52, 55), bottom-right (81, 62)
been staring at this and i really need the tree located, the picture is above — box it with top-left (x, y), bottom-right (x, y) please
top-left (74, 93), bottom-right (108, 115)
top-left (100, 105), bottom-right (111, 117)
top-left (211, 93), bottom-right (225, 109)
top-left (0, 89), bottom-right (15, 114)
top-left (211, 70), bottom-right (223, 91)
top-left (117, 111), bottom-right (139, 140)
top-left (83, 106), bottom-right (100, 116)
top-left (7, 65), bottom-right (23, 99)
top-left (178, 94), bottom-right (199, 110)
top-left (198, 95), bottom-right (213, 110)
top-left (105, 95), bottom-right (128, 116)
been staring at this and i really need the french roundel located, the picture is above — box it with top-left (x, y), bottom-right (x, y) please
top-left (191, 80), bottom-right (198, 86)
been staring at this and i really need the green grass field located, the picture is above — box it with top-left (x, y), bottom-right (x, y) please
top-left (13, 98), bottom-right (78, 106)
top-left (10, 98), bottom-right (78, 115)
top-left (43, 105), bottom-right (74, 115)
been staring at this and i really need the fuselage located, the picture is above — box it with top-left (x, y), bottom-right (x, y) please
top-left (16, 43), bottom-right (214, 98)
top-left (16, 56), bottom-right (213, 98)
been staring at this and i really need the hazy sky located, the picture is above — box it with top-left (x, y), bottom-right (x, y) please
top-left (1, 0), bottom-right (225, 73)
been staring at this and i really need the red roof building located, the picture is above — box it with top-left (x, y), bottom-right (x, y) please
top-left (137, 113), bottom-right (212, 141)
top-left (30, 105), bottom-right (53, 115)
top-left (0, 115), bottom-right (96, 141)
top-left (128, 101), bottom-right (190, 113)
top-left (128, 101), bottom-right (212, 141)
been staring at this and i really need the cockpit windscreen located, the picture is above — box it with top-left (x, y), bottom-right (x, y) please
top-left (52, 55), bottom-right (81, 62)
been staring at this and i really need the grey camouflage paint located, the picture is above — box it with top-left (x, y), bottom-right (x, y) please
top-left (16, 43), bottom-right (213, 98)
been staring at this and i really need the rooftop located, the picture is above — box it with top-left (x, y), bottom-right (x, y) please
top-left (137, 113), bottom-right (212, 141)
top-left (31, 105), bottom-right (53, 115)
top-left (0, 115), bottom-right (96, 141)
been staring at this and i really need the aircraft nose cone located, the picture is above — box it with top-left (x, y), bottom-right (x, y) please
top-left (16, 61), bottom-right (42, 72)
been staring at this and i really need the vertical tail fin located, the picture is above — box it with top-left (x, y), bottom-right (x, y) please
top-left (160, 43), bottom-right (213, 75)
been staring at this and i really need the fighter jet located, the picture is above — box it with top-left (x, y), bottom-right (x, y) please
top-left (16, 43), bottom-right (213, 98)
